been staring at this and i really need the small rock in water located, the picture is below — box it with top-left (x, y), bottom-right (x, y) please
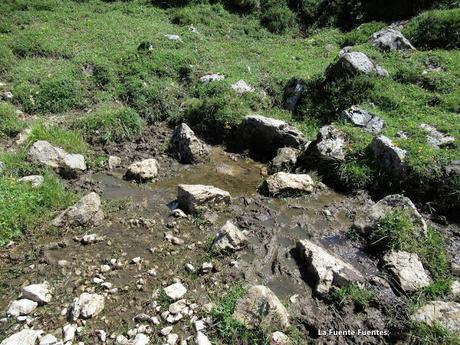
top-left (177, 184), bottom-right (231, 214)
top-left (261, 172), bottom-right (314, 197)
top-left (125, 159), bottom-right (159, 182)
top-left (108, 155), bottom-right (121, 170)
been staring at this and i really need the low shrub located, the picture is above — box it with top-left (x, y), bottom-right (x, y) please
top-left (75, 106), bottom-right (145, 143)
top-left (341, 21), bottom-right (386, 46)
top-left (260, 2), bottom-right (298, 34)
top-left (404, 9), bottom-right (460, 49)
top-left (35, 77), bottom-right (83, 114)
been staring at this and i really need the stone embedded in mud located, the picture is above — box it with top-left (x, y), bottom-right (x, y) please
top-left (370, 135), bottom-right (406, 179)
top-left (27, 140), bottom-right (86, 178)
top-left (21, 282), bottom-right (52, 305)
top-left (170, 123), bottom-right (210, 164)
top-left (284, 78), bottom-right (305, 112)
top-left (177, 184), bottom-right (231, 214)
top-left (52, 192), bottom-right (104, 228)
top-left (108, 155), bottom-right (121, 170)
top-left (341, 106), bottom-right (385, 135)
top-left (261, 172), bottom-right (314, 197)
top-left (213, 221), bottom-right (248, 252)
top-left (231, 79), bottom-right (254, 94)
top-left (233, 285), bottom-right (290, 330)
top-left (411, 301), bottom-right (460, 332)
top-left (7, 298), bottom-right (38, 316)
top-left (0, 329), bottom-right (43, 345)
top-left (420, 123), bottom-right (455, 149)
top-left (164, 282), bottom-right (187, 301)
top-left (382, 251), bottom-right (431, 292)
top-left (18, 175), bottom-right (44, 188)
top-left (71, 292), bottom-right (105, 319)
top-left (353, 194), bottom-right (427, 236)
top-left (199, 74), bottom-right (225, 84)
top-left (267, 147), bottom-right (300, 174)
top-left (270, 331), bottom-right (290, 345)
top-left (125, 158), bottom-right (159, 182)
top-left (369, 28), bottom-right (415, 51)
top-left (326, 52), bottom-right (389, 79)
top-left (242, 115), bottom-right (306, 155)
top-left (296, 239), bottom-right (364, 295)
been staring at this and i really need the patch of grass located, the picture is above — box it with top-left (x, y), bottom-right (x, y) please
top-left (408, 322), bottom-right (460, 345)
top-left (157, 288), bottom-right (174, 309)
top-left (341, 21), bottom-right (386, 47)
top-left (210, 285), bottom-right (267, 344)
top-left (0, 173), bottom-right (77, 246)
top-left (404, 9), bottom-right (460, 49)
top-left (75, 105), bottom-right (145, 143)
top-left (0, 102), bottom-right (23, 137)
top-left (331, 284), bottom-right (375, 311)
top-left (0, 45), bottom-right (16, 74)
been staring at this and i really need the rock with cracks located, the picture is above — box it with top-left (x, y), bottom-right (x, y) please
top-left (326, 52), bottom-right (389, 79)
top-left (177, 184), bottom-right (231, 214)
top-left (411, 301), bottom-right (460, 333)
top-left (27, 140), bottom-right (86, 178)
top-left (52, 192), bottom-right (104, 228)
top-left (268, 147), bottom-right (300, 174)
top-left (296, 239), bottom-right (364, 295)
top-left (213, 221), bottom-right (248, 252)
top-left (125, 158), bottom-right (159, 182)
top-left (341, 106), bottom-right (385, 135)
top-left (382, 251), bottom-right (431, 292)
top-left (233, 285), bottom-right (290, 330)
top-left (71, 292), bottom-right (105, 319)
top-left (353, 194), bottom-right (427, 236)
top-left (369, 28), bottom-right (415, 51)
top-left (242, 115), bottom-right (306, 155)
top-left (261, 172), bottom-right (314, 197)
top-left (170, 123), bottom-right (210, 164)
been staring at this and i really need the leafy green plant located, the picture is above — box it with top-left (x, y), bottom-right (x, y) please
top-left (331, 284), bottom-right (375, 310)
top-left (261, 1), bottom-right (298, 34)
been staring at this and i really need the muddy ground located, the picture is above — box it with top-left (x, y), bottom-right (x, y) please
top-left (1, 123), bottom-right (459, 344)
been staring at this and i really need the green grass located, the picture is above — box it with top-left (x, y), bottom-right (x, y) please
top-left (408, 322), bottom-right (460, 345)
top-left (0, 102), bottom-right (23, 137)
top-left (74, 104), bottom-right (145, 143)
top-left (331, 284), bottom-right (376, 311)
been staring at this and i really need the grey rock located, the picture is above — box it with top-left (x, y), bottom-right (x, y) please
top-left (268, 147), bottom-right (299, 174)
top-left (383, 251), bottom-right (431, 292)
top-left (125, 158), bottom-right (159, 182)
top-left (233, 285), bottom-right (290, 330)
top-left (341, 106), bottom-right (385, 134)
top-left (326, 52), bottom-right (389, 79)
top-left (370, 135), bottom-right (406, 178)
top-left (71, 293), bottom-right (105, 319)
top-left (170, 123), bottom-right (210, 164)
top-left (164, 283), bottom-right (187, 301)
top-left (315, 125), bottom-right (347, 161)
top-left (200, 74), bottom-right (225, 84)
top-left (164, 34), bottom-right (182, 42)
top-left (231, 80), bottom-right (254, 94)
top-left (296, 239), bottom-right (364, 295)
top-left (28, 140), bottom-right (86, 178)
top-left (242, 115), bottom-right (306, 154)
top-left (270, 331), bottom-right (290, 345)
top-left (2, 91), bottom-right (13, 100)
top-left (52, 192), bottom-right (104, 228)
top-left (21, 282), bottom-right (52, 305)
top-left (446, 160), bottom-right (460, 176)
top-left (213, 221), bottom-right (248, 252)
top-left (63, 324), bottom-right (76, 343)
top-left (7, 298), bottom-right (38, 316)
top-left (354, 194), bottom-right (427, 235)
top-left (370, 28), bottom-right (415, 51)
top-left (420, 123), bottom-right (455, 149)
top-left (196, 332), bottom-right (212, 345)
top-left (39, 334), bottom-right (58, 345)
top-left (411, 301), bottom-right (460, 332)
top-left (18, 175), bottom-right (44, 188)
top-left (0, 329), bottom-right (42, 345)
top-left (132, 334), bottom-right (150, 345)
top-left (262, 172), bottom-right (314, 196)
top-left (284, 79), bottom-right (305, 111)
top-left (108, 155), bottom-right (121, 170)
top-left (177, 184), bottom-right (231, 214)
top-left (0, 161), bottom-right (5, 172)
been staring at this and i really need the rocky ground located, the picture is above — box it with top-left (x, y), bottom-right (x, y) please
top-left (1, 119), bottom-right (460, 345)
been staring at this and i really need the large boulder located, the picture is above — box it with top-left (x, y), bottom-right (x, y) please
top-left (177, 184), bottom-right (231, 214)
top-left (52, 192), bottom-right (104, 228)
top-left (170, 123), bottom-right (210, 164)
top-left (27, 140), bottom-right (86, 178)
top-left (420, 123), bottom-right (455, 149)
top-left (369, 28), bottom-right (415, 51)
top-left (242, 115), bottom-right (306, 155)
top-left (370, 135), bottom-right (407, 179)
top-left (261, 172), bottom-right (314, 197)
top-left (341, 106), bottom-right (385, 135)
top-left (382, 251), bottom-right (431, 292)
top-left (213, 221), bottom-right (248, 252)
top-left (125, 158), bottom-right (159, 182)
top-left (233, 285), bottom-right (290, 330)
top-left (70, 292), bottom-right (105, 320)
top-left (284, 79), bottom-right (305, 112)
top-left (353, 194), bottom-right (427, 235)
top-left (267, 147), bottom-right (299, 174)
top-left (411, 301), bottom-right (460, 332)
top-left (296, 239), bottom-right (364, 295)
top-left (326, 52), bottom-right (389, 79)
top-left (0, 329), bottom-right (43, 345)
